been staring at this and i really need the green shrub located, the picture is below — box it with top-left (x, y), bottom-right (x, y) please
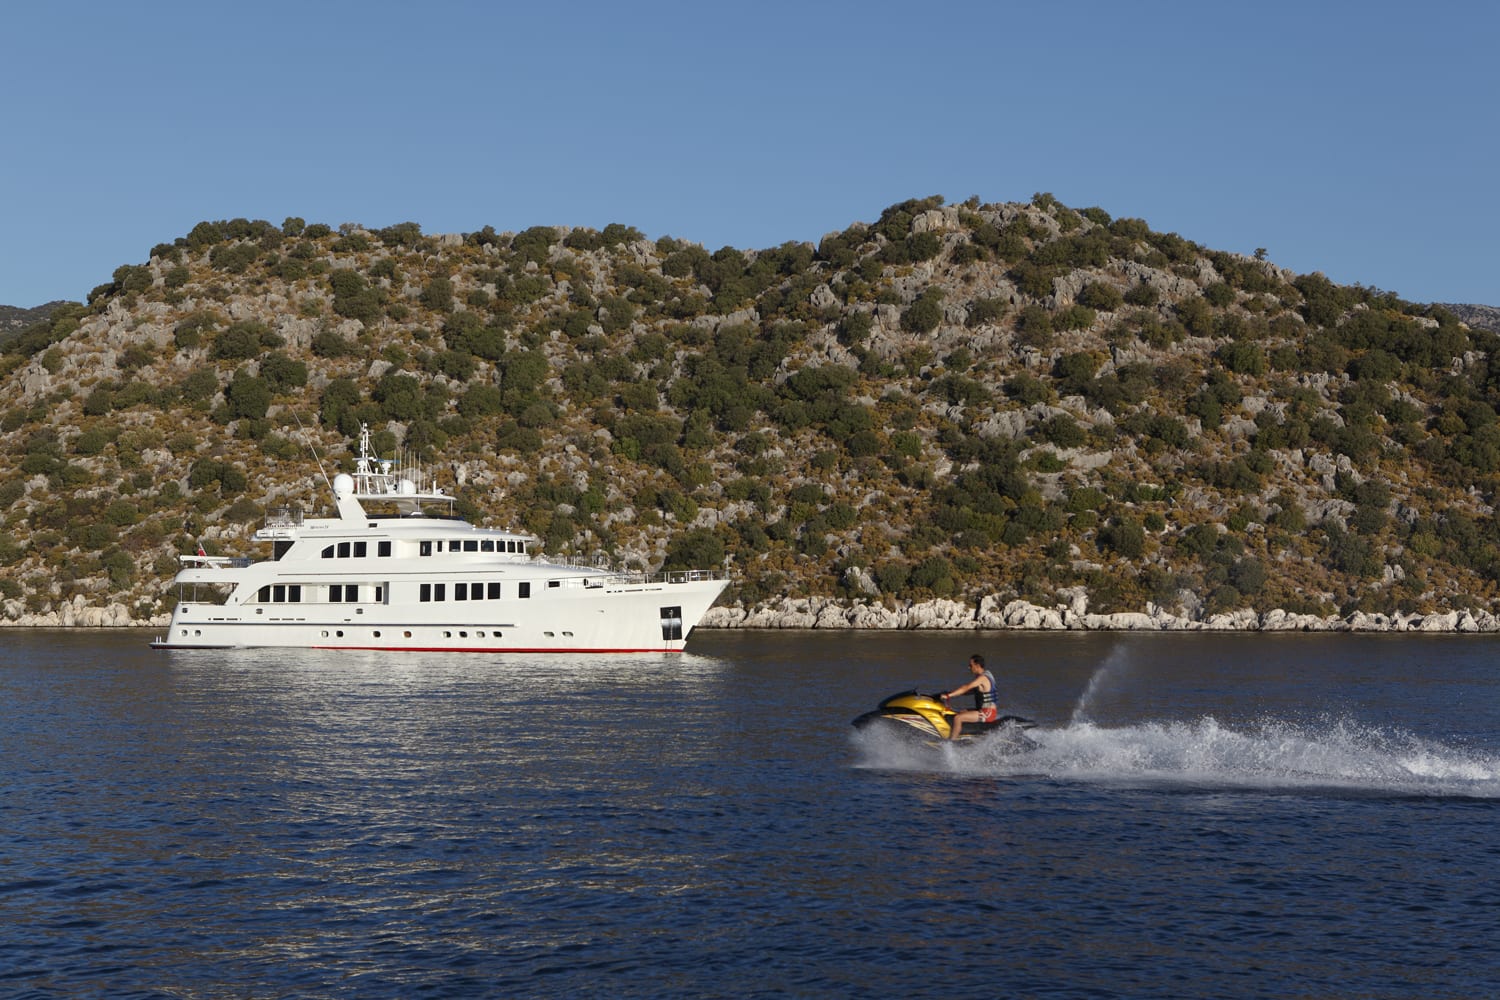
top-left (901, 290), bottom-right (944, 334)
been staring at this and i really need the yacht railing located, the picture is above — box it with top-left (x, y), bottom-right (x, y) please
top-left (179, 554), bottom-right (253, 569)
top-left (264, 506), bottom-right (304, 528)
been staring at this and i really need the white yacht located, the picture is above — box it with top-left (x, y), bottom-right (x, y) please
top-left (151, 426), bottom-right (728, 652)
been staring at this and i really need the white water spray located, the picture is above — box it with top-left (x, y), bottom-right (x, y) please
top-left (1070, 644), bottom-right (1133, 724)
top-left (852, 714), bottom-right (1500, 798)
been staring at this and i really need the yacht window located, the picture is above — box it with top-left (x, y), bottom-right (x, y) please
top-left (330, 586), bottom-right (343, 603)
top-left (420, 583), bottom-right (432, 602)
top-left (321, 546), bottom-right (334, 559)
top-left (436, 540), bottom-right (444, 552)
top-left (338, 542), bottom-right (351, 558)
top-left (346, 585), bottom-right (358, 603)
top-left (354, 542), bottom-right (367, 558)
top-left (259, 585), bottom-right (271, 602)
top-left (434, 583), bottom-right (446, 601)
top-left (378, 541), bottom-right (392, 557)
top-left (273, 585), bottom-right (286, 602)
top-left (464, 540), bottom-right (478, 552)
top-left (548, 580), bottom-right (561, 588)
top-left (290, 585), bottom-right (301, 602)
top-left (375, 586), bottom-right (384, 603)
top-left (473, 581), bottom-right (483, 600)
top-left (487, 582), bottom-right (501, 599)
top-left (420, 541), bottom-right (432, 557)
top-left (505, 540), bottom-right (515, 553)
top-left (455, 583), bottom-right (468, 601)
top-left (481, 540), bottom-right (495, 552)
top-left (519, 582), bottom-right (530, 599)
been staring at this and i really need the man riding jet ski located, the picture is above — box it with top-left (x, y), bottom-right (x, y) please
top-left (851, 653), bottom-right (1037, 749)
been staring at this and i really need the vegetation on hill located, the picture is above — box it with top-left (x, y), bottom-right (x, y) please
top-left (2, 195), bottom-right (1499, 624)
top-left (0, 301), bottom-right (68, 344)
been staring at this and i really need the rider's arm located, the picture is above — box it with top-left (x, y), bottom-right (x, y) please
top-left (944, 678), bottom-right (978, 699)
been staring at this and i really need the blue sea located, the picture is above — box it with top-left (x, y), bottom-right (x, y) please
top-left (3, 628), bottom-right (1498, 998)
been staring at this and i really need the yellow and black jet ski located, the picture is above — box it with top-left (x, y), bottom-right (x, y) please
top-left (851, 689), bottom-right (1038, 749)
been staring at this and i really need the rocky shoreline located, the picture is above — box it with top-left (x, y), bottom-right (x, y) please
top-left (700, 596), bottom-right (1500, 633)
top-left (10, 593), bottom-right (1500, 634)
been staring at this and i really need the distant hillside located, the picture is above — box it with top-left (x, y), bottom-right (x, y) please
top-left (3, 196), bottom-right (1500, 627)
top-left (0, 301), bottom-right (69, 346)
top-left (1441, 303), bottom-right (1500, 335)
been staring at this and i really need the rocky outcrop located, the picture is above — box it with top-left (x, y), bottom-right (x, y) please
top-left (0, 594), bottom-right (165, 627)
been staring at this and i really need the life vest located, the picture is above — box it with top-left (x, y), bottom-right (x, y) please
top-left (971, 670), bottom-right (998, 712)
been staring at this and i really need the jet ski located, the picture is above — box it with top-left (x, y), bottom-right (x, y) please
top-left (852, 689), bottom-right (1038, 750)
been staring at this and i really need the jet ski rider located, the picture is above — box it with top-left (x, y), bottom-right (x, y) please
top-left (939, 654), bottom-right (999, 741)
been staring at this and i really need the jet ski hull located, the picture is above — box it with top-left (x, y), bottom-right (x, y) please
top-left (852, 690), bottom-right (1038, 750)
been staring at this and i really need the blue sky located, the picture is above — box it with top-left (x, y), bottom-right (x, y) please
top-left (2, 1), bottom-right (1495, 307)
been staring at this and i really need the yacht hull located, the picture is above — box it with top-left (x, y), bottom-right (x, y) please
top-left (153, 578), bottom-right (726, 653)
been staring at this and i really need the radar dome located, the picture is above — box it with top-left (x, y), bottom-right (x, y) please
top-left (333, 473), bottom-right (355, 497)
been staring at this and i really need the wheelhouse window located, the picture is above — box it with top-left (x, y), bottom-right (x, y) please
top-left (519, 582), bottom-right (530, 599)
top-left (338, 542), bottom-right (351, 558)
top-left (464, 540), bottom-right (478, 552)
top-left (481, 540), bottom-right (495, 552)
top-left (487, 582), bottom-right (501, 599)
top-left (258, 585), bottom-right (303, 604)
top-left (378, 541), bottom-right (392, 557)
top-left (455, 583), bottom-right (468, 601)
top-left (420, 541), bottom-right (432, 557)
top-left (354, 542), bottom-right (367, 558)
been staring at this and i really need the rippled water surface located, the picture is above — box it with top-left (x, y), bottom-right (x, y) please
top-left (4, 629), bottom-right (1499, 997)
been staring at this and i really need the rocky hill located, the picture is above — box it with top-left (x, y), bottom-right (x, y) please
top-left (0, 301), bottom-right (68, 343)
top-left (4, 195), bottom-right (1500, 630)
top-left (1441, 303), bottom-right (1500, 335)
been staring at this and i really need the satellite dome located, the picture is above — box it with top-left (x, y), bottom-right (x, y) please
top-left (333, 473), bottom-right (355, 497)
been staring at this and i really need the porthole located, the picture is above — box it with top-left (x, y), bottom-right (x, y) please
top-left (403, 630), bottom-right (413, 638)
top-left (373, 630), bottom-right (381, 638)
